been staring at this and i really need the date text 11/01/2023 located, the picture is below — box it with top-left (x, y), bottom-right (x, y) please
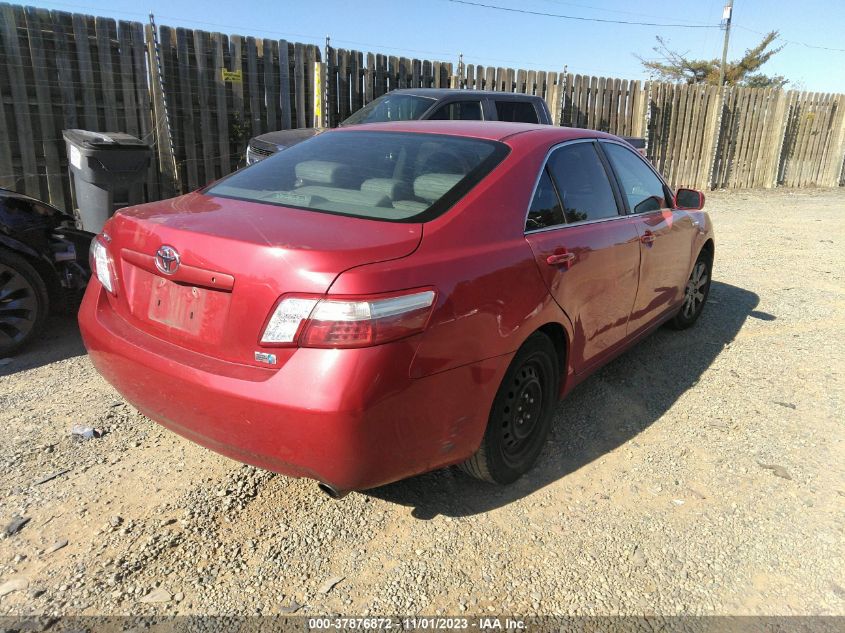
top-left (308, 617), bottom-right (527, 630)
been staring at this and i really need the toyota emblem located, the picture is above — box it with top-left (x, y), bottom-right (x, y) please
top-left (155, 245), bottom-right (180, 275)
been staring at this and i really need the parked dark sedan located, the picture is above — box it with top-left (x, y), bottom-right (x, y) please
top-left (246, 89), bottom-right (553, 164)
top-left (0, 188), bottom-right (92, 356)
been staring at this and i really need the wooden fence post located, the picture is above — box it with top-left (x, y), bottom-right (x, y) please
top-left (145, 22), bottom-right (178, 197)
top-left (245, 37), bottom-right (261, 135)
top-left (1, 4), bottom-right (39, 197)
top-left (696, 86), bottom-right (720, 190)
top-left (130, 22), bottom-right (158, 201)
top-left (820, 94), bottom-right (845, 187)
top-left (193, 30), bottom-right (215, 184)
top-left (24, 7), bottom-right (65, 208)
top-left (705, 87), bottom-right (728, 190)
top-left (211, 32), bottom-right (230, 178)
top-left (633, 80), bottom-right (648, 138)
top-left (279, 41), bottom-right (292, 129)
top-left (547, 72), bottom-right (562, 126)
top-left (761, 89), bottom-right (789, 188)
top-left (0, 71), bottom-right (13, 190)
top-left (95, 17), bottom-right (119, 132)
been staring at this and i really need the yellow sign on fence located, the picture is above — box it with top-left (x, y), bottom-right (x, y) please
top-left (220, 68), bottom-right (243, 83)
top-left (313, 61), bottom-right (323, 128)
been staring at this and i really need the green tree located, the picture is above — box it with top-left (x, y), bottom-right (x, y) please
top-left (638, 31), bottom-right (788, 88)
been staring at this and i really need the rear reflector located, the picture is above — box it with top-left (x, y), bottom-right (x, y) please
top-left (260, 289), bottom-right (436, 348)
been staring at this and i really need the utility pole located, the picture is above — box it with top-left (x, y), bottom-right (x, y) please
top-left (147, 12), bottom-right (179, 195)
top-left (718, 0), bottom-right (734, 87)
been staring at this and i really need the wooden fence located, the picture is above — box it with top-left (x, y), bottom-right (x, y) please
top-left (0, 4), bottom-right (154, 208)
top-left (1, 2), bottom-right (844, 215)
top-left (326, 48), bottom-right (455, 126)
top-left (154, 26), bottom-right (321, 195)
top-left (457, 64), bottom-right (565, 125)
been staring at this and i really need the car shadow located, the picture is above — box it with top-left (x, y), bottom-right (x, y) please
top-left (0, 314), bottom-right (86, 377)
top-left (366, 281), bottom-right (761, 518)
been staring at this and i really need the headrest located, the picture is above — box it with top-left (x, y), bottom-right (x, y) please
top-left (295, 160), bottom-right (353, 185)
top-left (361, 178), bottom-right (412, 201)
top-left (414, 173), bottom-right (463, 202)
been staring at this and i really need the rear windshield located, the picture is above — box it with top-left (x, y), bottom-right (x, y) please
top-left (207, 131), bottom-right (509, 222)
top-left (341, 94), bottom-right (435, 125)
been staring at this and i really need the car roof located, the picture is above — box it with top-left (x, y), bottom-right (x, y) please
top-left (389, 88), bottom-right (545, 99)
top-left (332, 120), bottom-right (619, 144)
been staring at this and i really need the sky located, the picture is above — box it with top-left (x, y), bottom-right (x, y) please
top-left (28, 0), bottom-right (845, 92)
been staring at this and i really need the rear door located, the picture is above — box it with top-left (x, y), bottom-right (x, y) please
top-left (523, 140), bottom-right (641, 372)
top-left (599, 140), bottom-right (697, 335)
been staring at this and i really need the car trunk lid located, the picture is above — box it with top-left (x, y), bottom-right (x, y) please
top-left (102, 192), bottom-right (422, 366)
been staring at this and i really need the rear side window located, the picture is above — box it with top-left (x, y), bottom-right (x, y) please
top-left (526, 169), bottom-right (564, 231)
top-left (206, 131), bottom-right (509, 223)
top-left (428, 101), bottom-right (483, 121)
top-left (602, 142), bottom-right (669, 213)
top-left (547, 143), bottom-right (619, 223)
top-left (495, 100), bottom-right (539, 123)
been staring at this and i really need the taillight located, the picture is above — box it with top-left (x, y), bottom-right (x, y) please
top-left (260, 289), bottom-right (436, 348)
top-left (88, 235), bottom-right (116, 294)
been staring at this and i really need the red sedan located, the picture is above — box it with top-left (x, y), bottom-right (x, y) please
top-left (79, 121), bottom-right (713, 497)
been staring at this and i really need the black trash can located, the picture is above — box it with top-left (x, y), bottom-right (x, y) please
top-left (63, 130), bottom-right (150, 233)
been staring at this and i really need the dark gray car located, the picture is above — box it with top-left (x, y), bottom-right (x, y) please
top-left (245, 89), bottom-right (553, 164)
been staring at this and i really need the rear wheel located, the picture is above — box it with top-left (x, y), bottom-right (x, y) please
top-left (0, 249), bottom-right (49, 357)
top-left (669, 250), bottom-right (712, 330)
top-left (459, 332), bottom-right (559, 484)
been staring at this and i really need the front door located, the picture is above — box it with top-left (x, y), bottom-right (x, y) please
top-left (524, 141), bottom-right (640, 372)
top-left (600, 141), bottom-right (697, 336)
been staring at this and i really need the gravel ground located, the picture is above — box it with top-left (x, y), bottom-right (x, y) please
top-left (0, 188), bottom-right (843, 618)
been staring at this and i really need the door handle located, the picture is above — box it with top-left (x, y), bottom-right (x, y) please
top-left (546, 252), bottom-right (576, 268)
top-left (640, 231), bottom-right (656, 245)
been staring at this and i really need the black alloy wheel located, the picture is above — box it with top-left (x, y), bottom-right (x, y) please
top-left (0, 249), bottom-right (49, 357)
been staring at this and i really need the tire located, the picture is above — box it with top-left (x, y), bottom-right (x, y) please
top-left (0, 249), bottom-right (50, 357)
top-left (459, 332), bottom-right (560, 484)
top-left (669, 249), bottom-right (712, 330)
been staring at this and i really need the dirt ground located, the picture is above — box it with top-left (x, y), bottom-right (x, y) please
top-left (0, 188), bottom-right (843, 618)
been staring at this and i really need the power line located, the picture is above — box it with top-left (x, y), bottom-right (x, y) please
top-left (28, 0), bottom-right (845, 58)
top-left (734, 25), bottom-right (845, 53)
top-left (450, 1), bottom-right (845, 54)
top-left (443, 0), bottom-right (721, 28)
top-left (25, 0), bottom-right (461, 58)
top-left (537, 0), bottom-right (715, 25)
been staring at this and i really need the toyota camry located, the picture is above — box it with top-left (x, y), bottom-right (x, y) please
top-left (79, 121), bottom-right (713, 497)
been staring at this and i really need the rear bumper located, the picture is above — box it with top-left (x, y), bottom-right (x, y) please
top-left (78, 282), bottom-right (511, 491)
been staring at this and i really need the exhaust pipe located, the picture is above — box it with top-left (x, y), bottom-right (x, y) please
top-left (317, 482), bottom-right (349, 500)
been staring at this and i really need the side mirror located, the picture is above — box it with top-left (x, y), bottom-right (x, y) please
top-left (675, 188), bottom-right (705, 210)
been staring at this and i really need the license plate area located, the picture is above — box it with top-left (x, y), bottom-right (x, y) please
top-left (148, 277), bottom-right (208, 335)
top-left (120, 258), bottom-right (231, 348)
